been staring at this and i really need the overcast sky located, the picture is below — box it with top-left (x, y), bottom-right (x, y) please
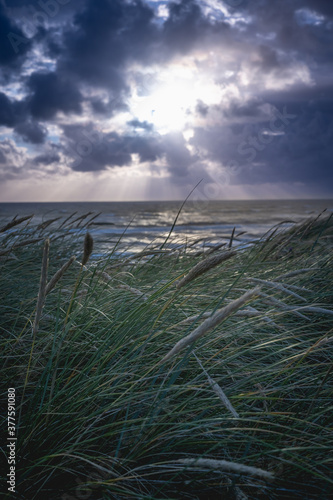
top-left (0, 0), bottom-right (332, 201)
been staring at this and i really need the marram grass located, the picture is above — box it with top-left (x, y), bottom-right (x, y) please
top-left (0, 212), bottom-right (333, 499)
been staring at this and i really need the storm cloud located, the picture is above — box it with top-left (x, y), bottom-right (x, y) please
top-left (0, 0), bottom-right (332, 200)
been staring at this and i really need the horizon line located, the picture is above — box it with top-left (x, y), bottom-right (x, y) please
top-left (1, 197), bottom-right (333, 204)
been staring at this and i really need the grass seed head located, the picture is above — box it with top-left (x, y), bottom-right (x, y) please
top-left (177, 250), bottom-right (236, 289)
top-left (82, 232), bottom-right (93, 266)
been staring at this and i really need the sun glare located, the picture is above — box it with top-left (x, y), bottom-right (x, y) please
top-left (130, 66), bottom-right (223, 133)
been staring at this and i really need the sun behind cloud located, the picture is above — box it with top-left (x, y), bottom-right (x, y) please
top-left (130, 62), bottom-right (223, 134)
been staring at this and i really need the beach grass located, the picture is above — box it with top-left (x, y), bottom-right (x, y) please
top-left (1, 212), bottom-right (332, 499)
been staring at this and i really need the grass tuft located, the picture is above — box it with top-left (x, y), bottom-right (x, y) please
top-left (1, 212), bottom-right (332, 499)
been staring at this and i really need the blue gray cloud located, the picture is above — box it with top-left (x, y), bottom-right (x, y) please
top-left (0, 0), bottom-right (332, 197)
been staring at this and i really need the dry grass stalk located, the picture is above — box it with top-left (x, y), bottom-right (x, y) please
top-left (12, 238), bottom-right (44, 248)
top-left (293, 306), bottom-right (333, 316)
top-left (261, 222), bottom-right (296, 256)
top-left (37, 217), bottom-right (61, 231)
top-left (107, 249), bottom-right (170, 270)
top-left (235, 309), bottom-right (261, 317)
top-left (255, 383), bottom-right (269, 412)
top-left (317, 336), bottom-right (333, 346)
top-left (176, 250), bottom-right (236, 289)
top-left (82, 232), bottom-right (94, 266)
top-left (58, 211), bottom-right (77, 229)
top-left (175, 307), bottom-right (263, 328)
top-left (187, 236), bottom-right (207, 248)
top-left (176, 458), bottom-right (274, 481)
top-left (72, 212), bottom-right (93, 226)
top-left (226, 478), bottom-right (248, 500)
top-left (193, 249), bottom-right (206, 257)
top-left (195, 242), bottom-right (227, 256)
top-left (274, 268), bottom-right (317, 280)
top-left (279, 282), bottom-right (312, 293)
top-left (0, 252), bottom-right (18, 261)
top-left (42, 314), bottom-right (58, 322)
top-left (226, 481), bottom-right (248, 500)
top-left (133, 249), bottom-right (171, 259)
top-left (195, 354), bottom-right (239, 418)
top-left (229, 226), bottom-right (236, 248)
top-left (298, 216), bottom-right (319, 238)
top-left (259, 292), bottom-right (310, 320)
top-left (100, 271), bottom-right (113, 282)
top-left (161, 287), bottom-right (261, 363)
top-left (32, 239), bottom-right (50, 335)
top-left (243, 305), bottom-right (281, 329)
top-left (117, 284), bottom-right (149, 301)
top-left (206, 242), bottom-right (227, 255)
top-left (45, 256), bottom-right (76, 295)
top-left (83, 211), bottom-right (102, 228)
top-left (176, 311), bottom-right (215, 326)
top-left (64, 233), bottom-right (93, 324)
top-left (0, 238), bottom-right (43, 256)
top-left (0, 214), bottom-right (33, 233)
top-left (248, 278), bottom-right (307, 302)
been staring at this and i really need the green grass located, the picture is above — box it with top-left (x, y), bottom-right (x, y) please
top-left (1, 212), bottom-right (333, 499)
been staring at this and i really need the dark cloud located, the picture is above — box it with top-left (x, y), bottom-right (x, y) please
top-left (0, 91), bottom-right (29, 131)
top-left (223, 98), bottom-right (266, 119)
top-left (243, 0), bottom-right (333, 65)
top-left (196, 100), bottom-right (209, 117)
top-left (0, 147), bottom-right (6, 163)
top-left (4, 0), bottom-right (84, 15)
top-left (53, 0), bottom-right (226, 93)
top-left (162, 132), bottom-right (197, 177)
top-left (62, 123), bottom-right (197, 176)
top-left (0, 2), bottom-right (32, 73)
top-left (0, 91), bottom-right (16, 127)
top-left (127, 119), bottom-right (154, 131)
top-left (304, 0), bottom-right (333, 18)
top-left (63, 124), bottom-right (136, 172)
top-left (128, 134), bottom-right (163, 163)
top-left (0, 139), bottom-right (25, 180)
top-left (58, 0), bottom-right (158, 89)
top-left (27, 71), bottom-right (83, 119)
top-left (63, 124), bottom-right (164, 172)
top-left (14, 120), bottom-right (47, 144)
top-left (162, 0), bottom-right (210, 53)
top-left (33, 152), bottom-right (61, 165)
top-left (90, 96), bottom-right (128, 116)
top-left (192, 85), bottom-right (333, 189)
top-left (0, 164), bottom-right (23, 182)
top-left (0, 70), bottom-right (83, 142)
top-left (0, 0), bottom-right (332, 196)
top-left (255, 45), bottom-right (281, 72)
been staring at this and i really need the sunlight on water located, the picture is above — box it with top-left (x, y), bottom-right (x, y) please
top-left (1, 199), bottom-right (332, 256)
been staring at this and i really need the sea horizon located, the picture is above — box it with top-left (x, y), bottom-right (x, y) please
top-left (1, 198), bottom-right (332, 256)
top-left (1, 197), bottom-right (332, 203)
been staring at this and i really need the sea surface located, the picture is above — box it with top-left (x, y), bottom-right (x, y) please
top-left (0, 199), bottom-right (332, 256)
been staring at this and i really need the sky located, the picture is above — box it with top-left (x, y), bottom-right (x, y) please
top-left (0, 0), bottom-right (332, 202)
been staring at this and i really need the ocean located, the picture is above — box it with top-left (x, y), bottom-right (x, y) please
top-left (0, 199), bottom-right (332, 256)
